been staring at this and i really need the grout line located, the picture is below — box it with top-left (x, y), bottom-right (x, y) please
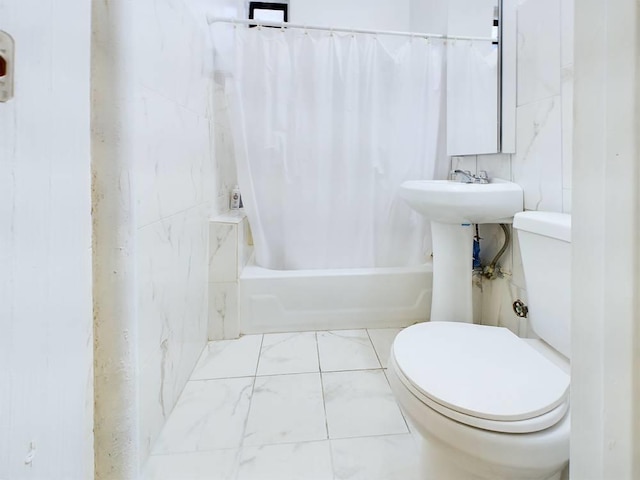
top-left (365, 329), bottom-right (384, 369)
top-left (189, 375), bottom-right (258, 382)
top-left (316, 331), bottom-right (331, 441)
top-left (253, 334), bottom-right (265, 376)
top-left (321, 367), bottom-right (385, 375)
top-left (188, 367), bottom-right (388, 383)
top-left (329, 430), bottom-right (416, 443)
top-left (316, 331), bottom-right (336, 476)
top-left (383, 367), bottom-right (412, 434)
top-left (237, 334), bottom-right (266, 453)
top-left (148, 430), bottom-right (417, 459)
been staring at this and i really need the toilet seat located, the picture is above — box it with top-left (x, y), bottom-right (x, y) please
top-left (392, 322), bottom-right (570, 434)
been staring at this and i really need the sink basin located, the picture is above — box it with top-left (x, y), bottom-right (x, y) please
top-left (399, 179), bottom-right (523, 224)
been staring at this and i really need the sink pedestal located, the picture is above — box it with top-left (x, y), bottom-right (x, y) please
top-left (430, 222), bottom-right (474, 323)
top-left (398, 178), bottom-right (523, 324)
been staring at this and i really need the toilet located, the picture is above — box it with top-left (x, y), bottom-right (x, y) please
top-left (387, 211), bottom-right (571, 480)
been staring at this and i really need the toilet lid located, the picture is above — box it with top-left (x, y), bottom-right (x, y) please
top-left (393, 323), bottom-right (570, 422)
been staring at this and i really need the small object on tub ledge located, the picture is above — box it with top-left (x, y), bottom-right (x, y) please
top-left (230, 185), bottom-right (242, 210)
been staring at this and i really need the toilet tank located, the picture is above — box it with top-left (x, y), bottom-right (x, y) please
top-left (513, 212), bottom-right (571, 359)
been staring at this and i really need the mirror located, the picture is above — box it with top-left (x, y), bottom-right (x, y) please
top-left (446, 0), bottom-right (515, 156)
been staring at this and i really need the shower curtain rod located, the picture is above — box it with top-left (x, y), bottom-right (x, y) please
top-left (207, 17), bottom-right (495, 42)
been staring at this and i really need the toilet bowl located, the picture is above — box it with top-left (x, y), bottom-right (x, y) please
top-left (388, 212), bottom-right (571, 480)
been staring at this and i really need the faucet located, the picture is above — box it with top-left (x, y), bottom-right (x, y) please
top-left (451, 169), bottom-right (490, 184)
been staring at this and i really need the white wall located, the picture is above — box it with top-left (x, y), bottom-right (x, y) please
top-left (0, 1), bottom-right (94, 479)
top-left (197, 0), bottom-right (427, 32)
top-left (290, 0), bottom-right (411, 31)
top-left (410, 0), bottom-right (448, 34)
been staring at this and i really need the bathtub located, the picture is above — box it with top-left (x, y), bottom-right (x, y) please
top-left (239, 260), bottom-right (433, 334)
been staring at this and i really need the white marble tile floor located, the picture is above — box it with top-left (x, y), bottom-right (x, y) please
top-left (317, 330), bottom-right (381, 372)
top-left (144, 328), bottom-right (421, 480)
top-left (366, 328), bottom-right (402, 368)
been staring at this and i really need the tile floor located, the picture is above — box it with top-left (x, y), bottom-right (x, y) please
top-left (143, 328), bottom-right (422, 480)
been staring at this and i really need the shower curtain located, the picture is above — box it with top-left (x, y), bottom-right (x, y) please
top-left (224, 25), bottom-right (446, 270)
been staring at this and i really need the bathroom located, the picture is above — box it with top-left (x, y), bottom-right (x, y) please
top-left (1, 0), bottom-right (639, 479)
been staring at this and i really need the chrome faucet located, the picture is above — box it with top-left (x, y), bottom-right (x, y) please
top-left (451, 169), bottom-right (490, 184)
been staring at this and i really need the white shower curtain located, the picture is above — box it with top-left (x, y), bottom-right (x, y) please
top-left (225, 26), bottom-right (446, 270)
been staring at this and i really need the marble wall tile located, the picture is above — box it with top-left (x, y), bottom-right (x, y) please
top-left (512, 96), bottom-right (563, 212)
top-left (208, 281), bottom-right (240, 340)
top-left (516, 0), bottom-right (561, 106)
top-left (133, 3), bottom-right (216, 463)
top-left (139, 358), bottom-right (167, 457)
top-left (135, 91), bottom-right (211, 227)
top-left (132, 4), bottom-right (217, 465)
top-left (476, 153), bottom-right (512, 180)
top-left (209, 212), bottom-right (250, 282)
top-left (134, 0), bottom-right (210, 117)
top-left (208, 213), bottom-right (250, 341)
top-left (131, 0), bottom-right (217, 462)
top-left (213, 77), bottom-right (239, 207)
top-left (209, 222), bottom-right (238, 282)
top-left (138, 205), bottom-right (209, 365)
top-left (137, 205), bottom-right (210, 457)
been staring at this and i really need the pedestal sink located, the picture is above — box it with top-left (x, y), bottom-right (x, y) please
top-left (399, 179), bottom-right (523, 323)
